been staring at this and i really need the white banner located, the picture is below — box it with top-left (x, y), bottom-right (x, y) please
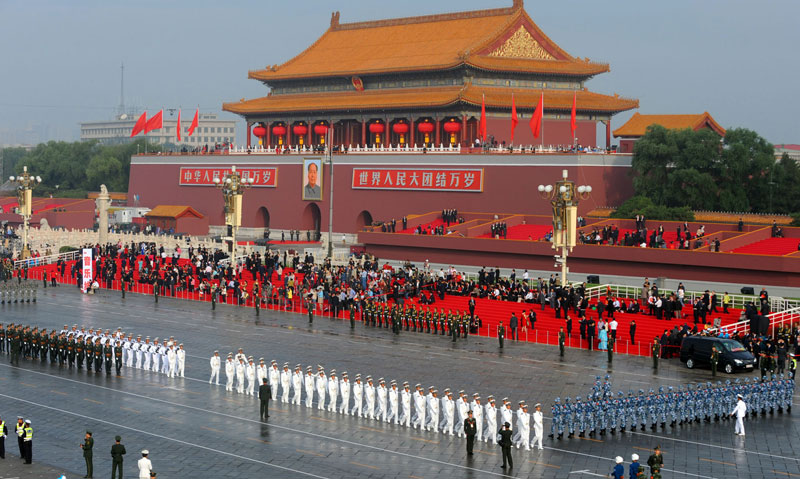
top-left (82, 248), bottom-right (93, 292)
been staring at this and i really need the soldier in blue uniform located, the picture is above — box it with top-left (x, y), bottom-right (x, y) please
top-left (609, 394), bottom-right (619, 434)
top-left (656, 387), bottom-right (666, 429)
top-left (564, 396), bottom-right (574, 438)
top-left (586, 399), bottom-right (597, 437)
top-left (597, 399), bottom-right (608, 436)
top-left (575, 396), bottom-right (586, 438)
top-left (549, 397), bottom-right (561, 439)
top-left (666, 386), bottom-right (677, 427)
top-left (617, 392), bottom-right (627, 433)
top-left (636, 390), bottom-right (646, 431)
top-left (603, 375), bottom-right (612, 400)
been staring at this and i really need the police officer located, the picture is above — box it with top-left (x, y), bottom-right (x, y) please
top-left (711, 346), bottom-right (719, 377)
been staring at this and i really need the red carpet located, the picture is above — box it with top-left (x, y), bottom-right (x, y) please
top-left (477, 224), bottom-right (552, 240)
top-left (731, 237), bottom-right (800, 256)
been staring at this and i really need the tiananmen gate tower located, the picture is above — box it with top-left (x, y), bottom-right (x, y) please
top-left (223, 0), bottom-right (638, 149)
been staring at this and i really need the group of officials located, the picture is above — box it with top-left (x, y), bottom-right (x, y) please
top-left (209, 351), bottom-right (547, 452)
top-left (1, 322), bottom-right (186, 378)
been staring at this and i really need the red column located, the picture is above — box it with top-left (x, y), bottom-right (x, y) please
top-left (435, 118), bottom-right (440, 146)
top-left (385, 118), bottom-right (390, 147)
top-left (266, 122), bottom-right (271, 148)
top-left (462, 115), bottom-right (467, 146)
top-left (246, 121), bottom-right (252, 148)
top-left (306, 121), bottom-right (311, 147)
top-left (361, 120), bottom-right (366, 146)
top-left (410, 119), bottom-right (415, 146)
top-left (606, 120), bottom-right (611, 149)
top-left (344, 121), bottom-right (350, 146)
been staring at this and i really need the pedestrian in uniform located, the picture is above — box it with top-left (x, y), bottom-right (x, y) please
top-left (711, 346), bottom-right (719, 377)
top-left (111, 435), bottom-right (126, 479)
top-left (0, 415), bottom-right (7, 458)
top-left (498, 421), bottom-right (513, 469)
top-left (498, 321), bottom-right (505, 349)
top-left (259, 378), bottom-right (271, 420)
top-left (730, 394), bottom-right (747, 435)
top-left (651, 338), bottom-right (660, 370)
top-left (558, 327), bottom-right (565, 357)
top-left (464, 410), bottom-right (477, 456)
top-left (81, 430), bottom-right (93, 478)
top-left (647, 446), bottom-right (663, 479)
top-left (138, 450), bottom-right (152, 479)
top-left (15, 417), bottom-right (24, 459)
top-left (22, 419), bottom-right (32, 464)
top-left (607, 337), bottom-right (614, 364)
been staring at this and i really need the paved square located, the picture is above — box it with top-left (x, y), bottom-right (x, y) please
top-left (0, 287), bottom-right (797, 478)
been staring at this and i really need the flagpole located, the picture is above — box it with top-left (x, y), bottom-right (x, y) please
top-left (541, 94), bottom-right (544, 151)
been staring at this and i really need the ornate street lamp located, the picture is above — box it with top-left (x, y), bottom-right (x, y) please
top-left (213, 165), bottom-right (254, 257)
top-left (9, 165), bottom-right (42, 259)
top-left (537, 169), bottom-right (591, 287)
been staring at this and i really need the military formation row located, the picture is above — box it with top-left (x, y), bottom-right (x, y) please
top-left (1, 323), bottom-right (187, 377)
top-left (0, 279), bottom-right (40, 304)
top-left (548, 375), bottom-right (795, 438)
top-left (209, 351), bottom-right (546, 450)
top-left (357, 302), bottom-right (477, 338)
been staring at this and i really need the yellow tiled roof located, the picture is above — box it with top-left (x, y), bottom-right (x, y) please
top-left (248, 2), bottom-right (607, 81)
top-left (145, 205), bottom-right (204, 219)
top-left (613, 112), bottom-right (725, 137)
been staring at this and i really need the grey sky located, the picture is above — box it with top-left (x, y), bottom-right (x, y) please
top-left (1, 0), bottom-right (797, 146)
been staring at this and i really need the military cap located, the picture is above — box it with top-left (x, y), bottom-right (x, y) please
top-left (472, 393), bottom-right (479, 397)
top-left (534, 403), bottom-right (541, 408)
top-left (330, 369), bottom-right (336, 374)
top-left (25, 419), bottom-right (31, 424)
top-left (296, 364), bottom-right (302, 368)
top-left (179, 343), bottom-right (183, 346)
top-left (145, 336), bottom-right (150, 339)
top-left (403, 381), bottom-right (409, 386)
top-left (214, 350), bottom-right (219, 353)
top-left (390, 380), bottom-right (396, 384)
top-left (502, 397), bottom-right (509, 401)
top-left (141, 449), bottom-right (149, 455)
top-left (458, 390), bottom-right (465, 394)
top-left (86, 430), bottom-right (92, 435)
top-left (115, 435), bottom-right (121, 441)
top-left (283, 363), bottom-right (289, 368)
top-left (306, 366), bottom-right (313, 371)
top-left (414, 383), bottom-right (421, 388)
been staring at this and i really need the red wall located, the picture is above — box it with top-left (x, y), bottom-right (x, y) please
top-left (486, 118), bottom-right (597, 147)
top-left (128, 154), bottom-right (633, 234)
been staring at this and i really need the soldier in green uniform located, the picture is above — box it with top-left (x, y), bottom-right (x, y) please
top-left (461, 313), bottom-right (469, 339)
top-left (430, 310), bottom-right (437, 334)
top-left (93, 339), bottom-right (103, 372)
top-left (558, 327), bottom-right (566, 357)
top-left (651, 338), bottom-right (660, 370)
top-left (607, 337), bottom-right (614, 363)
top-left (49, 332), bottom-right (58, 364)
top-left (110, 435), bottom-right (126, 479)
top-left (349, 303), bottom-right (355, 329)
top-left (81, 430), bottom-right (94, 478)
top-left (39, 329), bottom-right (48, 364)
top-left (114, 340), bottom-right (123, 375)
top-left (307, 296), bottom-right (314, 324)
top-left (32, 327), bottom-right (41, 360)
top-left (384, 304), bottom-right (391, 329)
top-left (647, 446), bottom-right (663, 479)
top-left (9, 329), bottom-right (21, 365)
top-left (104, 341), bottom-right (113, 374)
top-left (67, 334), bottom-right (76, 368)
top-left (76, 337), bottom-right (85, 369)
top-left (450, 312), bottom-right (457, 342)
top-left (58, 333), bottom-right (67, 366)
top-left (85, 338), bottom-right (94, 372)
top-left (710, 346), bottom-right (719, 377)
top-left (498, 321), bottom-right (505, 349)
top-left (363, 302), bottom-right (371, 327)
top-left (0, 324), bottom-right (5, 354)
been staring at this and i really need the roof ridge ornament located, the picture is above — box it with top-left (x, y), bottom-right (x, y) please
top-left (513, 0), bottom-right (524, 10)
top-left (330, 11), bottom-right (340, 29)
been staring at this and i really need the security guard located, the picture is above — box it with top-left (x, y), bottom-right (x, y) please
top-left (15, 416), bottom-right (24, 458)
top-left (607, 337), bottom-right (615, 364)
top-left (0, 414), bottom-right (7, 458)
top-left (710, 346), bottom-right (719, 377)
top-left (651, 338), bottom-right (660, 370)
top-left (498, 321), bottom-right (505, 349)
top-left (558, 327), bottom-right (566, 357)
top-left (22, 419), bottom-right (32, 464)
top-left (81, 430), bottom-right (94, 478)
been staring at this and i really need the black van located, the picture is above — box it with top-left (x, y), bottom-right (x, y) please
top-left (679, 336), bottom-right (757, 374)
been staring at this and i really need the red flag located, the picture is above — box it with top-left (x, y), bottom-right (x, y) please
top-left (570, 91), bottom-right (577, 138)
top-left (479, 94), bottom-right (487, 141)
top-left (187, 108), bottom-right (199, 136)
top-left (176, 109), bottom-right (182, 142)
top-left (130, 112), bottom-right (147, 137)
top-left (530, 92), bottom-right (543, 139)
top-left (144, 110), bottom-right (163, 134)
top-left (510, 93), bottom-right (518, 144)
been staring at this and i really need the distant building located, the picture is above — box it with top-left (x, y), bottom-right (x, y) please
top-left (80, 113), bottom-right (237, 147)
top-left (774, 144), bottom-right (800, 162)
top-left (613, 112), bottom-right (725, 153)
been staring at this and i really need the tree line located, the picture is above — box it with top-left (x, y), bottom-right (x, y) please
top-left (1, 140), bottom-right (161, 197)
top-left (613, 125), bottom-right (800, 222)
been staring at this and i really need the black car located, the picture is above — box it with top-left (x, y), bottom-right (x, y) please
top-left (679, 336), bottom-right (757, 374)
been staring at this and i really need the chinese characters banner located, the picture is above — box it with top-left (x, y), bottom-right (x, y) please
top-left (351, 168), bottom-right (483, 192)
top-left (81, 248), bottom-right (93, 292)
top-left (179, 167), bottom-right (277, 187)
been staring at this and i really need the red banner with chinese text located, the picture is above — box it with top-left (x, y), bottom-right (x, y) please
top-left (179, 167), bottom-right (277, 187)
top-left (351, 168), bottom-right (483, 192)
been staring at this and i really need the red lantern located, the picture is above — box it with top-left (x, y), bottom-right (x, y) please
top-left (313, 124), bottom-right (328, 135)
top-left (368, 122), bottom-right (385, 134)
top-left (271, 125), bottom-right (287, 136)
top-left (392, 123), bottom-right (409, 134)
top-left (417, 122), bottom-right (434, 133)
top-left (252, 125), bottom-right (267, 137)
top-left (443, 121), bottom-right (461, 133)
top-left (292, 124), bottom-right (308, 136)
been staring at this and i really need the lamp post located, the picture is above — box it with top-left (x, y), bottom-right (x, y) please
top-left (213, 165), bottom-right (253, 258)
top-left (537, 169), bottom-right (591, 287)
top-left (9, 165), bottom-right (42, 259)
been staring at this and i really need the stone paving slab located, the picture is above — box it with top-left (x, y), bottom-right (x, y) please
top-left (0, 288), bottom-right (797, 478)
